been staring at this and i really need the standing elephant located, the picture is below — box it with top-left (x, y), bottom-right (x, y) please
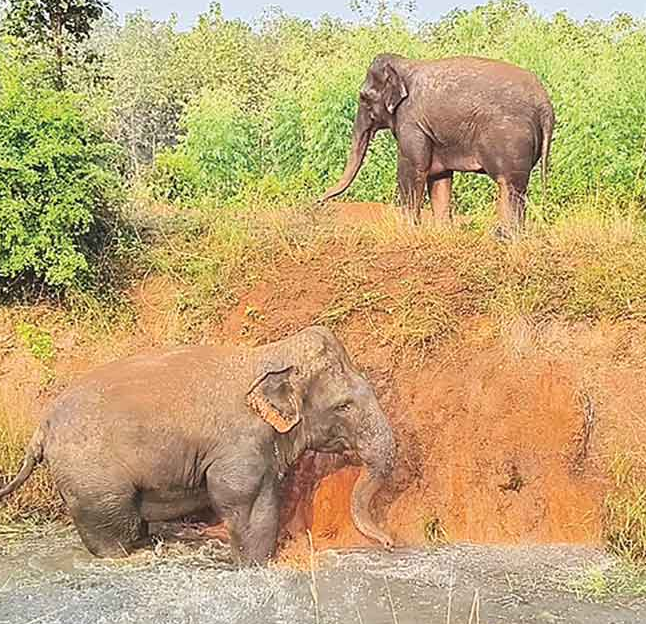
top-left (0, 326), bottom-right (394, 564)
top-left (321, 54), bottom-right (555, 235)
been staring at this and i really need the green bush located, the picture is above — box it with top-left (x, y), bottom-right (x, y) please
top-left (148, 149), bottom-right (202, 204)
top-left (150, 88), bottom-right (260, 204)
top-left (0, 41), bottom-right (122, 290)
top-left (15, 322), bottom-right (55, 364)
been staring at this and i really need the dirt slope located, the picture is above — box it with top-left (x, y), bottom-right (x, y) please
top-left (3, 202), bottom-right (646, 553)
top-left (204, 204), bottom-right (646, 550)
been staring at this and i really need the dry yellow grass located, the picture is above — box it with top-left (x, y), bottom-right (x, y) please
top-left (603, 452), bottom-right (646, 562)
top-left (0, 386), bottom-right (63, 527)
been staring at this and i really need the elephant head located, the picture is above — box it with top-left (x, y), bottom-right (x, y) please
top-left (320, 54), bottom-right (408, 202)
top-left (247, 326), bottom-right (395, 548)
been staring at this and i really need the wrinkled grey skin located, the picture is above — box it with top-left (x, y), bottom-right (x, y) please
top-left (321, 54), bottom-right (555, 236)
top-left (0, 326), bottom-right (395, 564)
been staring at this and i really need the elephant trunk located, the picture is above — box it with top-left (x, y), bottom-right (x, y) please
top-left (350, 406), bottom-right (395, 549)
top-left (320, 111), bottom-right (374, 202)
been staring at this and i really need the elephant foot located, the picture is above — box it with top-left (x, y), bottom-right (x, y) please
top-left (432, 217), bottom-right (454, 230)
top-left (399, 208), bottom-right (420, 228)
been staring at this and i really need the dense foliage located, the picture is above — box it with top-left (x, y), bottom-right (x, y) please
top-left (0, 41), bottom-right (121, 289)
top-left (1, 0), bottom-right (110, 88)
top-left (134, 1), bottom-right (646, 214)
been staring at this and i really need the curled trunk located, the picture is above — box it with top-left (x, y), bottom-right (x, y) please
top-left (350, 403), bottom-right (395, 549)
top-left (350, 467), bottom-right (393, 548)
top-left (320, 113), bottom-right (374, 202)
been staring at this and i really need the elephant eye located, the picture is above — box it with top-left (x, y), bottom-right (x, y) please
top-left (336, 402), bottom-right (352, 413)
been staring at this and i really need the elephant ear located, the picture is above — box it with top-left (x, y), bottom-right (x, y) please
top-left (383, 62), bottom-right (408, 114)
top-left (247, 366), bottom-right (304, 434)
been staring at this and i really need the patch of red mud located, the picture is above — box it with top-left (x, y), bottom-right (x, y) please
top-left (216, 250), bottom-right (646, 553)
top-left (386, 348), bottom-right (605, 546)
top-left (213, 260), bottom-right (334, 346)
top-left (310, 466), bottom-right (374, 548)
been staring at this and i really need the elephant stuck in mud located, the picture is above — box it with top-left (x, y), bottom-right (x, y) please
top-left (0, 326), bottom-right (395, 564)
top-left (321, 54), bottom-right (555, 236)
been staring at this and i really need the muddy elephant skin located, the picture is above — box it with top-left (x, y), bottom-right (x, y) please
top-left (321, 54), bottom-right (555, 235)
top-left (0, 326), bottom-right (395, 564)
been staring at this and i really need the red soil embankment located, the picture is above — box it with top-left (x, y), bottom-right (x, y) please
top-left (210, 203), bottom-right (646, 550)
top-left (223, 286), bottom-right (613, 549)
top-left (4, 202), bottom-right (646, 552)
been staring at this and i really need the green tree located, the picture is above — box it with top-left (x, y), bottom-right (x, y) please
top-left (168, 3), bottom-right (262, 109)
top-left (101, 11), bottom-right (179, 174)
top-left (1, 0), bottom-right (111, 89)
top-left (0, 41), bottom-right (122, 290)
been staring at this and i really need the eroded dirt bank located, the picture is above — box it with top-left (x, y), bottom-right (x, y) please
top-left (251, 295), bottom-right (644, 551)
top-left (3, 203), bottom-right (646, 554)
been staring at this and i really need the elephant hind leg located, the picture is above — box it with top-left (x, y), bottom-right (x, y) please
top-left (495, 173), bottom-right (529, 239)
top-left (67, 489), bottom-right (149, 558)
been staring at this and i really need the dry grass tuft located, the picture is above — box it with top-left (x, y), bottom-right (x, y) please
top-left (603, 452), bottom-right (646, 562)
top-left (570, 561), bottom-right (646, 599)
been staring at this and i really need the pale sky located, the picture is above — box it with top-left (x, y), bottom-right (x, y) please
top-left (109, 0), bottom-right (646, 30)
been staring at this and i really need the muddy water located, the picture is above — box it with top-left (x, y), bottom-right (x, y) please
top-left (1, 527), bottom-right (644, 624)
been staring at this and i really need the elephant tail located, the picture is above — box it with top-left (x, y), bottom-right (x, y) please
top-left (540, 106), bottom-right (555, 201)
top-left (0, 427), bottom-right (45, 500)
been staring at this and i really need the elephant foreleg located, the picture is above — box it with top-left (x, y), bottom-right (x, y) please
top-left (241, 481), bottom-right (280, 563)
top-left (397, 154), bottom-right (428, 226)
top-left (210, 473), bottom-right (280, 565)
top-left (428, 172), bottom-right (453, 224)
